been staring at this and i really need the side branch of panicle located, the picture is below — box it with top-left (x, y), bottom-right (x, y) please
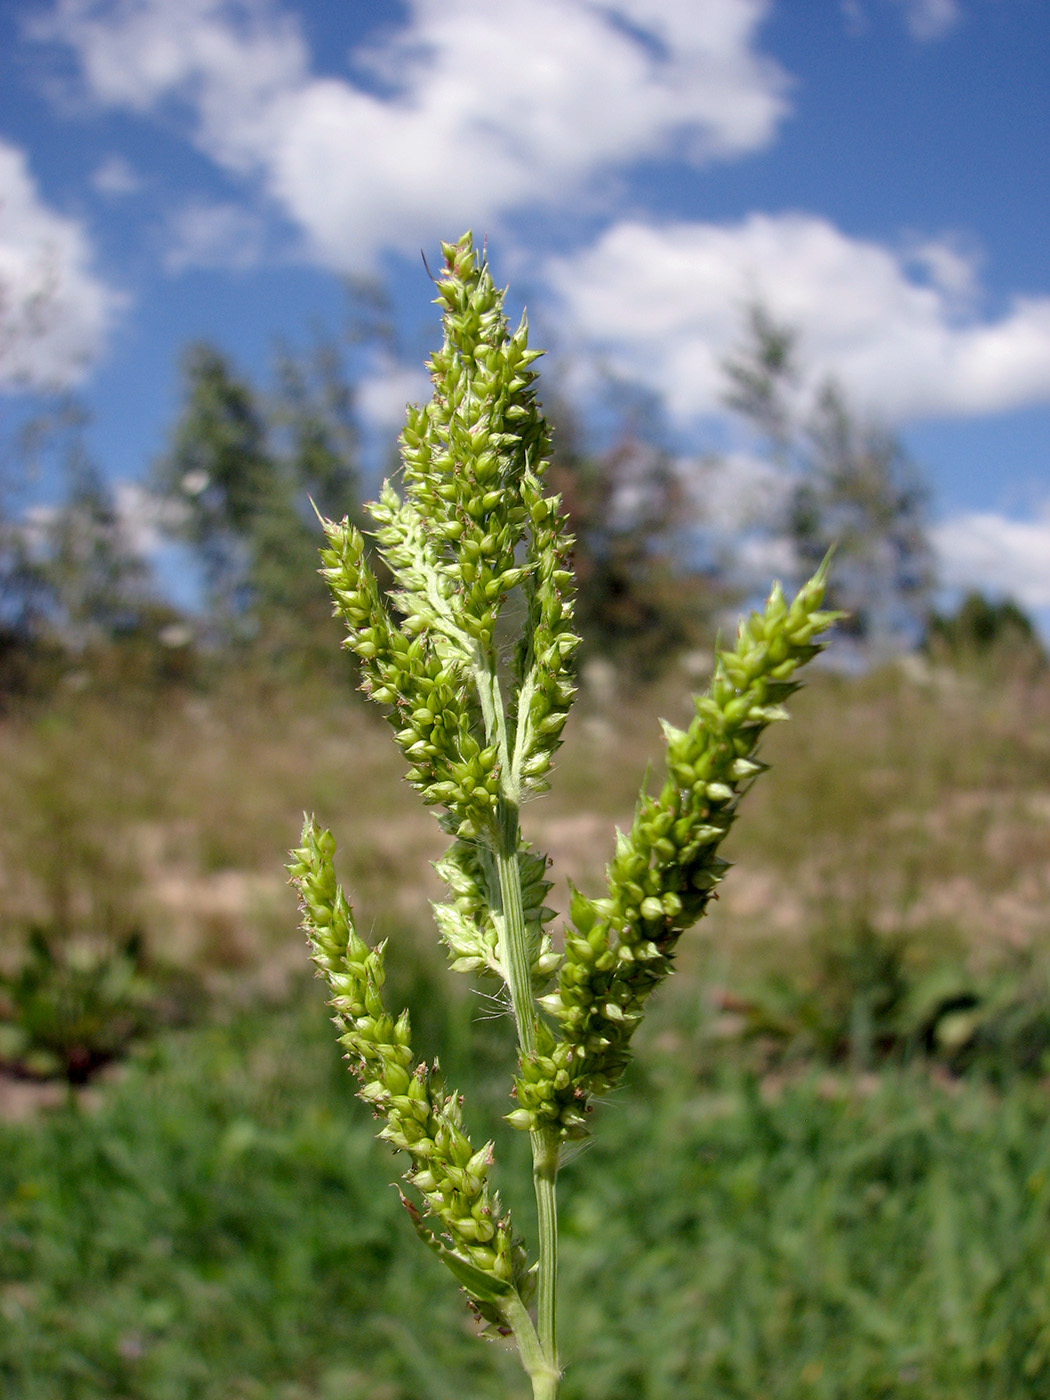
top-left (432, 837), bottom-right (560, 988)
top-left (511, 562), bottom-right (841, 1139)
top-left (510, 465), bottom-right (579, 798)
top-left (288, 818), bottom-right (531, 1327)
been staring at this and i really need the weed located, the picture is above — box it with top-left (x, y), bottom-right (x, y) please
top-left (290, 234), bottom-right (837, 1397)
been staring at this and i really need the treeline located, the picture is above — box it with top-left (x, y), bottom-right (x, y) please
top-left (0, 339), bottom-right (366, 694)
top-left (0, 302), bottom-right (1042, 701)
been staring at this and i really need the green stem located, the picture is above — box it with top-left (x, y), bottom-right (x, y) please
top-left (494, 826), bottom-right (535, 1054)
top-left (532, 1127), bottom-right (560, 1380)
top-left (479, 656), bottom-right (561, 1396)
top-left (493, 820), bottom-right (561, 1395)
top-left (503, 1293), bottom-right (560, 1400)
top-left (474, 651), bottom-right (514, 782)
top-left (530, 1368), bottom-right (560, 1400)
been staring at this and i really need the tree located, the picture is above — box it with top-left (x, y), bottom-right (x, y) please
top-left (271, 338), bottom-right (360, 522)
top-left (546, 398), bottom-right (721, 681)
top-left (795, 381), bottom-right (932, 645)
top-left (926, 591), bottom-right (1045, 671)
top-left (721, 305), bottom-right (934, 649)
top-left (0, 500), bottom-right (50, 696)
top-left (155, 341), bottom-right (362, 654)
top-left (42, 404), bottom-right (152, 647)
top-left (0, 396), bottom-right (169, 694)
top-left (0, 245), bottom-right (60, 391)
top-left (155, 343), bottom-right (280, 629)
top-left (0, 264), bottom-right (62, 690)
top-left (721, 303), bottom-right (797, 464)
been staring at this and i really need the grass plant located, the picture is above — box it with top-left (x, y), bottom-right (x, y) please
top-left (289, 233), bottom-right (838, 1397)
top-left (3, 241), bottom-right (1050, 1400)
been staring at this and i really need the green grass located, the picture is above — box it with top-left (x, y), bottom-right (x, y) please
top-left (5, 992), bottom-right (1050, 1399)
top-left (3, 662), bottom-right (1050, 1395)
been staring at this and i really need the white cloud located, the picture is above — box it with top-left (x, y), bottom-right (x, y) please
top-left (841, 0), bottom-right (961, 41)
top-left (34, 0), bottom-right (790, 269)
top-left (0, 137), bottom-right (121, 390)
top-left (356, 359), bottom-right (432, 432)
top-left (543, 215), bottom-right (1050, 425)
top-left (906, 236), bottom-right (980, 306)
top-left (114, 479), bottom-right (180, 553)
top-left (33, 0), bottom-right (306, 124)
top-left (91, 153), bottom-right (142, 195)
top-left (932, 507), bottom-right (1050, 613)
top-left (22, 480), bottom-right (170, 561)
top-left (162, 199), bottom-right (267, 272)
top-left (893, 0), bottom-right (961, 42)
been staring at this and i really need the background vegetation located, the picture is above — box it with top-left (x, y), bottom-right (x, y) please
top-left (2, 303), bottom-right (1049, 1397)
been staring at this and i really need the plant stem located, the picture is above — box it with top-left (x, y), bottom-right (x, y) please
top-left (502, 1293), bottom-right (560, 1400)
top-left (482, 655), bottom-right (562, 1396)
top-left (532, 1126), bottom-right (560, 1382)
top-left (495, 823), bottom-right (536, 1056)
top-left (530, 1368), bottom-right (560, 1400)
top-left (494, 810), bottom-right (561, 1396)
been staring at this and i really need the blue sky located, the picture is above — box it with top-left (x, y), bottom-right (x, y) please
top-left (1, 0), bottom-right (1049, 626)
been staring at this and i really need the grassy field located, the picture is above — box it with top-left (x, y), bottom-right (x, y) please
top-left (3, 657), bottom-right (1049, 976)
top-left (2, 654), bottom-right (1050, 1396)
top-left (5, 999), bottom-right (1050, 1398)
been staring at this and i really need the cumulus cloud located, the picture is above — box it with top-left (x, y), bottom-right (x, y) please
top-left (33, 0), bottom-right (790, 268)
top-left (33, 0), bottom-right (305, 123)
top-left (113, 479), bottom-right (181, 554)
top-left (355, 359), bottom-right (432, 432)
top-left (906, 236), bottom-right (980, 306)
top-left (684, 449), bottom-right (791, 534)
top-left (932, 506), bottom-right (1050, 613)
top-left (841, 0), bottom-right (961, 41)
top-left (162, 200), bottom-right (267, 272)
top-left (0, 138), bottom-right (121, 390)
top-left (543, 215), bottom-right (1050, 425)
top-left (893, 0), bottom-right (961, 42)
top-left (91, 153), bottom-right (142, 195)
top-left (22, 480), bottom-right (172, 568)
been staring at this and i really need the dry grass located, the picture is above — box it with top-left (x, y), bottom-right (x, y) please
top-left (1, 656), bottom-right (1048, 999)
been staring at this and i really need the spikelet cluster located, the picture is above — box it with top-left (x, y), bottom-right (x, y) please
top-left (289, 819), bottom-right (530, 1326)
top-left (510, 566), bottom-right (840, 1138)
top-left (318, 519), bottom-right (501, 842)
top-left (432, 838), bottom-right (560, 986)
top-left (318, 233), bottom-right (577, 1012)
top-left (319, 234), bottom-right (578, 840)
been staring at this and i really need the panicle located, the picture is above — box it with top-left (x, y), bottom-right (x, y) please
top-left (288, 817), bottom-right (531, 1325)
top-left (511, 562), bottom-right (841, 1139)
top-left (317, 231), bottom-right (578, 837)
top-left (295, 232), bottom-right (840, 1378)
